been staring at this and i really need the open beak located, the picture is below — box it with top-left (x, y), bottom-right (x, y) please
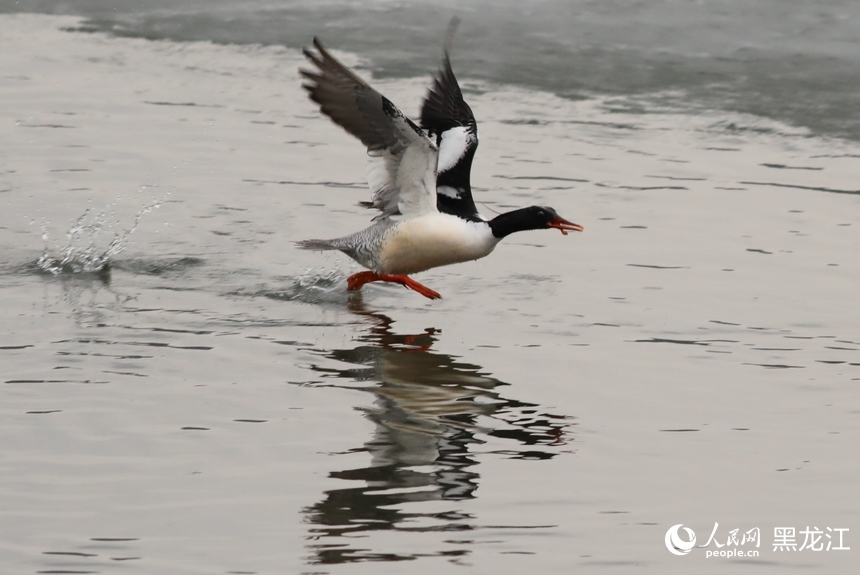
top-left (548, 215), bottom-right (584, 236)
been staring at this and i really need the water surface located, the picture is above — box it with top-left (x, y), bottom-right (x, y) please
top-left (1, 11), bottom-right (858, 574)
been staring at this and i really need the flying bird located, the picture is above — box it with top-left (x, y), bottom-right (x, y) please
top-left (297, 37), bottom-right (582, 299)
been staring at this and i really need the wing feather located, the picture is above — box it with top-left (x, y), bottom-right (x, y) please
top-left (301, 38), bottom-right (438, 219)
top-left (420, 53), bottom-right (477, 139)
top-left (419, 31), bottom-right (482, 222)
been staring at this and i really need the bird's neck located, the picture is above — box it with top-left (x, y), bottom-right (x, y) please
top-left (488, 208), bottom-right (539, 239)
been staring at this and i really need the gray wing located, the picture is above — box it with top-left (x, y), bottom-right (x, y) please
top-left (301, 38), bottom-right (439, 219)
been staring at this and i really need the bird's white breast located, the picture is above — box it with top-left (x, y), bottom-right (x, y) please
top-left (378, 213), bottom-right (499, 275)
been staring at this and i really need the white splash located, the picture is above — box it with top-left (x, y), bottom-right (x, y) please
top-left (36, 189), bottom-right (166, 275)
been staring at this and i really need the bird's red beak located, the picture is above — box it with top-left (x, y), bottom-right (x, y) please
top-left (548, 215), bottom-right (584, 235)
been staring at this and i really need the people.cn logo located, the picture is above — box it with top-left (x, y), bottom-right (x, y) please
top-left (665, 524), bottom-right (697, 556)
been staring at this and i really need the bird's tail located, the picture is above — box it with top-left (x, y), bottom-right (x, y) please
top-left (296, 239), bottom-right (338, 251)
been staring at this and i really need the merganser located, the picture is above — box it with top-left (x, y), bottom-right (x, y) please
top-left (297, 38), bottom-right (583, 300)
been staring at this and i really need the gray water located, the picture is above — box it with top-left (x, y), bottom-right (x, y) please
top-left (1, 4), bottom-right (859, 574)
top-left (6, 0), bottom-right (860, 141)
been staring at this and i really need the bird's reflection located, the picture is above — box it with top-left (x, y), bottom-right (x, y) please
top-left (300, 298), bottom-right (574, 564)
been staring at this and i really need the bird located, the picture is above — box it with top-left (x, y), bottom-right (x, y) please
top-left (297, 37), bottom-right (583, 300)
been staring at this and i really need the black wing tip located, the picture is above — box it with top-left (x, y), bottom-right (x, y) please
top-left (419, 18), bottom-right (478, 133)
top-left (302, 37), bottom-right (335, 69)
top-left (310, 36), bottom-right (324, 52)
top-left (302, 39), bottom-right (324, 65)
top-left (420, 67), bottom-right (475, 134)
top-left (440, 17), bottom-right (461, 81)
top-left (443, 17), bottom-right (461, 54)
top-left (299, 38), bottom-right (336, 99)
top-left (298, 67), bottom-right (320, 100)
top-left (300, 44), bottom-right (321, 87)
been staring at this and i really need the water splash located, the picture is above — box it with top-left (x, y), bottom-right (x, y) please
top-left (263, 267), bottom-right (347, 303)
top-left (36, 191), bottom-right (165, 275)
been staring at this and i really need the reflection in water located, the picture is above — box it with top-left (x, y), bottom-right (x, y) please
top-left (300, 299), bottom-right (575, 564)
top-left (35, 268), bottom-right (125, 329)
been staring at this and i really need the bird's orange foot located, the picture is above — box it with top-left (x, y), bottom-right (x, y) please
top-left (388, 274), bottom-right (442, 300)
top-left (347, 271), bottom-right (381, 291)
top-left (346, 271), bottom-right (442, 300)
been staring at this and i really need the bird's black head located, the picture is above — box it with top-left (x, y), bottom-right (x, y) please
top-left (488, 206), bottom-right (584, 239)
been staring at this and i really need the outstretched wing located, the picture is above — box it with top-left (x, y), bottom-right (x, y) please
top-left (301, 38), bottom-right (438, 219)
top-left (420, 45), bottom-right (482, 221)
